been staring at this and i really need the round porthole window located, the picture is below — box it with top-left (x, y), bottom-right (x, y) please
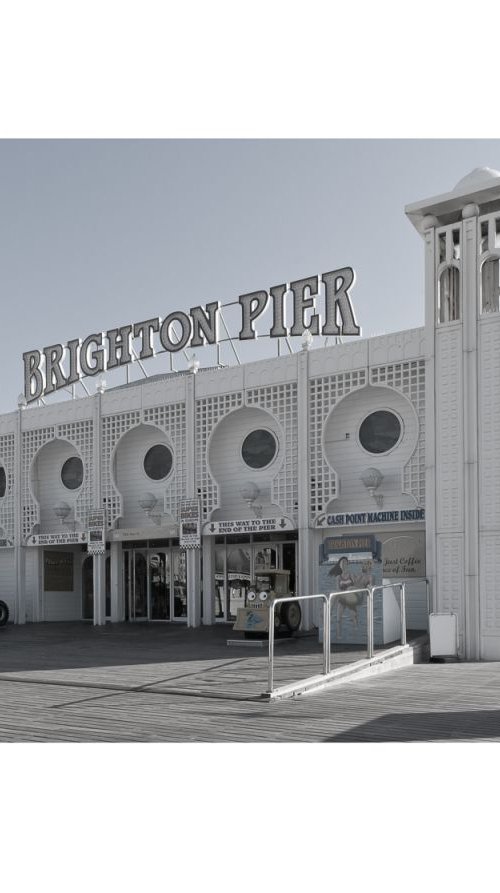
top-left (241, 429), bottom-right (277, 469)
top-left (359, 410), bottom-right (402, 455)
top-left (0, 467), bottom-right (6, 499)
top-left (61, 456), bottom-right (84, 490)
top-left (144, 444), bottom-right (173, 481)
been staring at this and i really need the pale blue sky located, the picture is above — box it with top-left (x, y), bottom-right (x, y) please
top-left (1, 139), bottom-right (500, 413)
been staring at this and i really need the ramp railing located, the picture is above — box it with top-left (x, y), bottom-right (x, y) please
top-left (267, 593), bottom-right (328, 693)
top-left (267, 578), bottom-right (427, 696)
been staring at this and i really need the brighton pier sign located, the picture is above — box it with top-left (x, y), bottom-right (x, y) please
top-left (23, 267), bottom-right (360, 403)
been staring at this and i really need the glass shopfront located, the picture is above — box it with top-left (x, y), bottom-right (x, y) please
top-left (123, 539), bottom-right (187, 621)
top-left (214, 532), bottom-right (297, 622)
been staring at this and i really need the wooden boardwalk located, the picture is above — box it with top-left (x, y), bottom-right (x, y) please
top-left (1, 622), bottom-right (499, 741)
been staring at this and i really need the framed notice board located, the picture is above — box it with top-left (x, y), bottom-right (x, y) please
top-left (44, 551), bottom-right (74, 592)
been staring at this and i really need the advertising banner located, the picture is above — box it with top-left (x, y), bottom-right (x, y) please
top-left (179, 498), bottom-right (201, 549)
top-left (87, 510), bottom-right (106, 555)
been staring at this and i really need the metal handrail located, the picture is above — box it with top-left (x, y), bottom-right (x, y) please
top-left (371, 582), bottom-right (407, 647)
top-left (267, 593), bottom-right (328, 693)
top-left (327, 588), bottom-right (372, 665)
top-left (266, 578), bottom-right (431, 695)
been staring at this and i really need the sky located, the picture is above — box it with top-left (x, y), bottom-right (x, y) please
top-left (1, 138), bottom-right (500, 414)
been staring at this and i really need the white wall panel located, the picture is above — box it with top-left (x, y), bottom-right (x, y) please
top-left (0, 549), bottom-right (16, 620)
top-left (478, 320), bottom-right (500, 528)
top-left (435, 328), bottom-right (463, 531)
top-left (437, 533), bottom-right (464, 622)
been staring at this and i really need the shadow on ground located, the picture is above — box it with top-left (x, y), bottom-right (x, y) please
top-left (0, 622), bottom-right (324, 673)
top-left (325, 709), bottom-right (500, 742)
top-left (0, 622), bottom-right (406, 674)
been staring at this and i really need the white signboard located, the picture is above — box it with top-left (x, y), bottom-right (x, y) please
top-left (203, 517), bottom-right (294, 535)
top-left (315, 508), bottom-right (425, 528)
top-left (108, 525), bottom-right (179, 542)
top-left (180, 498), bottom-right (201, 549)
top-left (87, 510), bottom-right (106, 555)
top-left (27, 532), bottom-right (87, 547)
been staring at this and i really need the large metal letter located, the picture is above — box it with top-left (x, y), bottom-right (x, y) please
top-left (190, 302), bottom-right (220, 347)
top-left (80, 334), bottom-right (105, 377)
top-left (43, 343), bottom-right (67, 395)
top-left (321, 267), bottom-right (360, 336)
top-left (133, 318), bottom-right (160, 360)
top-left (269, 284), bottom-right (288, 338)
top-left (290, 276), bottom-right (320, 336)
top-left (23, 350), bottom-right (44, 402)
top-left (107, 325), bottom-right (133, 369)
top-left (238, 291), bottom-right (269, 340)
top-left (66, 339), bottom-right (81, 385)
top-left (159, 312), bottom-right (192, 351)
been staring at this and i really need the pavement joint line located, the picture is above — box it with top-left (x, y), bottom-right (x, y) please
top-left (0, 673), bottom-right (269, 702)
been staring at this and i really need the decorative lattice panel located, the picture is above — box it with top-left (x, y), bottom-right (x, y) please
top-left (480, 534), bottom-right (500, 633)
top-left (371, 359), bottom-right (426, 507)
top-left (437, 534), bottom-right (464, 622)
top-left (57, 420), bottom-right (94, 527)
top-left (246, 383), bottom-right (298, 519)
top-left (102, 410), bottom-right (141, 528)
top-left (195, 392), bottom-right (243, 519)
top-left (143, 403), bottom-right (186, 521)
top-left (309, 371), bottom-right (367, 517)
top-left (21, 426), bottom-right (55, 538)
top-left (0, 434), bottom-right (15, 539)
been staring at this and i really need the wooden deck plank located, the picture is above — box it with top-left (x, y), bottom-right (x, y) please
top-left (1, 623), bottom-right (499, 741)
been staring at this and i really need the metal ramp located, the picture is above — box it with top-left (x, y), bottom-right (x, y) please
top-left (267, 635), bottom-right (429, 700)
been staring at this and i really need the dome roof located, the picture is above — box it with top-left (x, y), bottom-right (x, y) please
top-left (453, 167), bottom-right (500, 192)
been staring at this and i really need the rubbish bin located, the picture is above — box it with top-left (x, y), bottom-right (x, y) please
top-left (429, 612), bottom-right (458, 658)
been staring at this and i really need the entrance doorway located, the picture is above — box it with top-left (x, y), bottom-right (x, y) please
top-left (82, 554), bottom-right (111, 620)
top-left (214, 536), bottom-right (297, 622)
top-left (124, 546), bottom-right (187, 621)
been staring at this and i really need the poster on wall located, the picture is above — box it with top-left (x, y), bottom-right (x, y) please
top-left (180, 498), bottom-right (201, 549)
top-left (382, 533), bottom-right (426, 578)
top-left (44, 552), bottom-right (74, 592)
top-left (87, 510), bottom-right (106, 555)
top-left (318, 535), bottom-right (383, 646)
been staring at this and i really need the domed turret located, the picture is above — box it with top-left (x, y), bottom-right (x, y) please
top-left (453, 167), bottom-right (500, 192)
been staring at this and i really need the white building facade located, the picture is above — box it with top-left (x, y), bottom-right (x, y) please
top-left (1, 168), bottom-right (500, 660)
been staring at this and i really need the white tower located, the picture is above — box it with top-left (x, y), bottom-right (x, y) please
top-left (406, 167), bottom-right (500, 660)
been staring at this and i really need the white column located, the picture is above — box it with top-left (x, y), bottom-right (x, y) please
top-left (462, 205), bottom-right (480, 659)
top-left (187, 549), bottom-right (201, 627)
top-left (32, 548), bottom-right (44, 622)
top-left (423, 217), bottom-right (438, 615)
top-left (110, 541), bottom-right (123, 621)
top-left (297, 346), bottom-right (313, 628)
top-left (202, 535), bottom-right (215, 625)
top-left (93, 551), bottom-right (106, 626)
top-left (185, 371), bottom-right (201, 626)
top-left (14, 400), bottom-right (26, 623)
top-left (92, 391), bottom-right (106, 625)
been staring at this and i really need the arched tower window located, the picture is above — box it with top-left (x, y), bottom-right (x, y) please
top-left (481, 257), bottom-right (500, 314)
top-left (438, 266), bottom-right (460, 324)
